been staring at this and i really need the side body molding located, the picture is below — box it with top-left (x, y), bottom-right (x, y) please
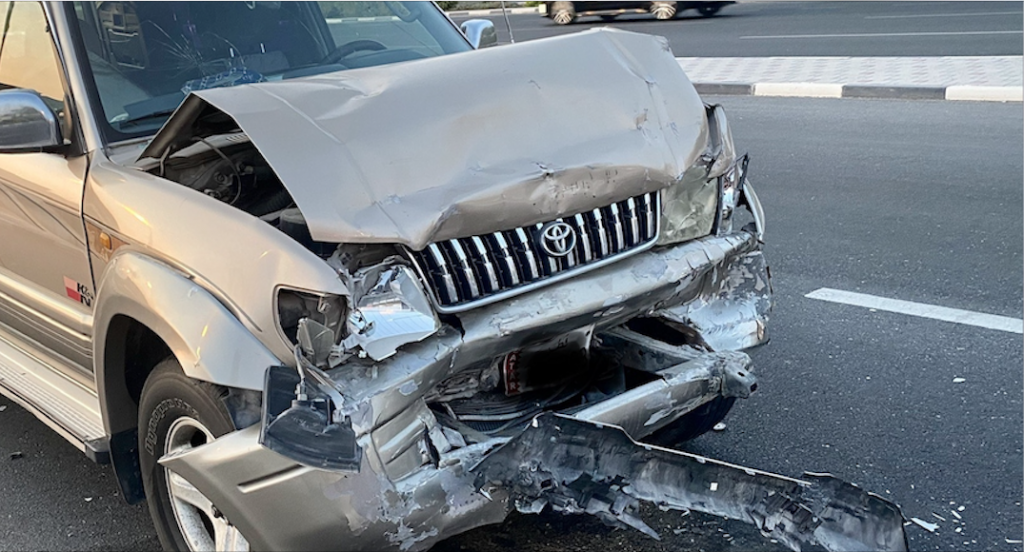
top-left (93, 251), bottom-right (277, 435)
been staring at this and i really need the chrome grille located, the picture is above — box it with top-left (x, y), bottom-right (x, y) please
top-left (409, 192), bottom-right (661, 312)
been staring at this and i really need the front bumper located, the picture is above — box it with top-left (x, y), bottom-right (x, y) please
top-left (160, 226), bottom-right (774, 551)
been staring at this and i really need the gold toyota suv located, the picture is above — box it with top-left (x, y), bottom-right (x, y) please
top-left (0, 2), bottom-right (907, 551)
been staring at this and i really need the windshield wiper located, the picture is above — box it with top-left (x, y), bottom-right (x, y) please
top-left (117, 108), bottom-right (178, 129)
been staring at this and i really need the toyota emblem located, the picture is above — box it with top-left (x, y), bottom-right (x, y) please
top-left (538, 221), bottom-right (577, 258)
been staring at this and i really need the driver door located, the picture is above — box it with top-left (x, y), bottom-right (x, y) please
top-left (0, 1), bottom-right (95, 377)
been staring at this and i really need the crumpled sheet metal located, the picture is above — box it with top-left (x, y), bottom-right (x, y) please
top-left (473, 414), bottom-right (909, 552)
top-left (160, 233), bottom-right (771, 550)
top-left (140, 28), bottom-right (709, 250)
top-left (572, 350), bottom-right (757, 439)
top-left (656, 249), bottom-right (772, 352)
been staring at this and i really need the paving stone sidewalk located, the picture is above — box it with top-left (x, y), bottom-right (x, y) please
top-left (677, 56), bottom-right (1023, 101)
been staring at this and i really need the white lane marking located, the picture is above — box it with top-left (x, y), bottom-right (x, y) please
top-left (805, 288), bottom-right (1024, 334)
top-left (741, 30), bottom-right (1023, 39)
top-left (866, 11), bottom-right (1024, 19)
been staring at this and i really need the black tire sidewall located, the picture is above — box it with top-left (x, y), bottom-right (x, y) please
top-left (138, 360), bottom-right (235, 552)
top-left (647, 396), bottom-right (736, 446)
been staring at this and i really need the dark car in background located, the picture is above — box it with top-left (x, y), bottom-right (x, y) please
top-left (545, 1), bottom-right (733, 24)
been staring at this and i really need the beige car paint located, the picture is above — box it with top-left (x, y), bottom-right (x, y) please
top-left (0, 149), bottom-right (94, 374)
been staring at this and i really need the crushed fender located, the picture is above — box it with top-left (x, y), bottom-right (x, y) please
top-left (473, 413), bottom-right (908, 552)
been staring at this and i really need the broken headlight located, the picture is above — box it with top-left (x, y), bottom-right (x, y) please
top-left (714, 154), bottom-right (749, 235)
top-left (658, 104), bottom-right (742, 246)
top-left (276, 289), bottom-right (346, 346)
top-left (657, 165), bottom-right (719, 246)
top-left (341, 263), bottom-right (440, 361)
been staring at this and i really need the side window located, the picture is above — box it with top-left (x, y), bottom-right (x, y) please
top-left (0, 1), bottom-right (65, 113)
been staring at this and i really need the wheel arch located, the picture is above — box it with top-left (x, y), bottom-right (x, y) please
top-left (93, 251), bottom-right (279, 503)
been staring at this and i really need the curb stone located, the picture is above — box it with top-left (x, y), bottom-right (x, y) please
top-left (436, 14), bottom-right (1021, 102)
top-left (692, 81), bottom-right (1023, 102)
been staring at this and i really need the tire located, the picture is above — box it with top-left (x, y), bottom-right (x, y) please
top-left (698, 4), bottom-right (722, 16)
top-left (551, 1), bottom-right (576, 25)
top-left (646, 396), bottom-right (736, 446)
top-left (650, 2), bottom-right (678, 20)
top-left (139, 359), bottom-right (248, 551)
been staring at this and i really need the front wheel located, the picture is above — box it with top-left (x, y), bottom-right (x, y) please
top-left (650, 1), bottom-right (678, 20)
top-left (139, 359), bottom-right (249, 552)
top-left (646, 396), bottom-right (736, 445)
top-left (698, 4), bottom-right (723, 16)
top-left (550, 1), bottom-right (576, 25)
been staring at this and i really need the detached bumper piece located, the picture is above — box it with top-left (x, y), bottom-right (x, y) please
top-left (473, 413), bottom-right (908, 552)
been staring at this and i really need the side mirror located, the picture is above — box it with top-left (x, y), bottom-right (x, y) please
top-left (461, 19), bottom-right (498, 49)
top-left (0, 89), bottom-right (62, 153)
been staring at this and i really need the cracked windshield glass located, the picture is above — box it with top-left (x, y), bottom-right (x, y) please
top-left (70, 1), bottom-right (470, 138)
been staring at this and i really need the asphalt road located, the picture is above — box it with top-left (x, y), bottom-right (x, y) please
top-left (1, 95), bottom-right (1020, 551)
top-left (452, 1), bottom-right (1024, 57)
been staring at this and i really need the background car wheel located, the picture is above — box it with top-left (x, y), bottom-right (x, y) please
top-left (650, 2), bottom-right (678, 20)
top-left (551, 2), bottom-right (576, 25)
top-left (698, 4), bottom-right (722, 17)
top-left (139, 359), bottom-right (249, 552)
top-left (646, 396), bottom-right (736, 445)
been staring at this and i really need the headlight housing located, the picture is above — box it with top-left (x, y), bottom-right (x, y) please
top-left (341, 263), bottom-right (440, 361)
top-left (714, 154), bottom-right (749, 235)
top-left (657, 165), bottom-right (719, 245)
top-left (276, 289), bottom-right (346, 346)
top-left (658, 104), bottom-right (747, 246)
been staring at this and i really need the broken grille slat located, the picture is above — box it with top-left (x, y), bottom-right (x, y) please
top-left (409, 192), bottom-right (660, 311)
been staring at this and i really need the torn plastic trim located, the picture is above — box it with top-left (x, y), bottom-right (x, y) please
top-left (473, 413), bottom-right (909, 552)
top-left (258, 332), bottom-right (362, 471)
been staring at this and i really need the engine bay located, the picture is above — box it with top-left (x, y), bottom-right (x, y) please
top-left (146, 133), bottom-right (337, 255)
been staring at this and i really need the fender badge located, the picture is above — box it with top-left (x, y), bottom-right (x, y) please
top-left (63, 276), bottom-right (93, 307)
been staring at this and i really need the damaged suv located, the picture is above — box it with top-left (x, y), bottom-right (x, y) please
top-left (0, 2), bottom-right (907, 551)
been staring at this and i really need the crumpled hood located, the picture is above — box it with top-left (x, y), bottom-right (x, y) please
top-left (141, 28), bottom-right (709, 250)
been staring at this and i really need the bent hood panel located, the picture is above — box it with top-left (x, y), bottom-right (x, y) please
top-left (142, 28), bottom-right (709, 250)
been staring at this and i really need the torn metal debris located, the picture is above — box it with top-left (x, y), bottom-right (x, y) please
top-left (474, 414), bottom-right (909, 552)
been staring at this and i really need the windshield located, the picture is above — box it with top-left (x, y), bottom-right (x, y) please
top-left (69, 1), bottom-right (471, 141)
